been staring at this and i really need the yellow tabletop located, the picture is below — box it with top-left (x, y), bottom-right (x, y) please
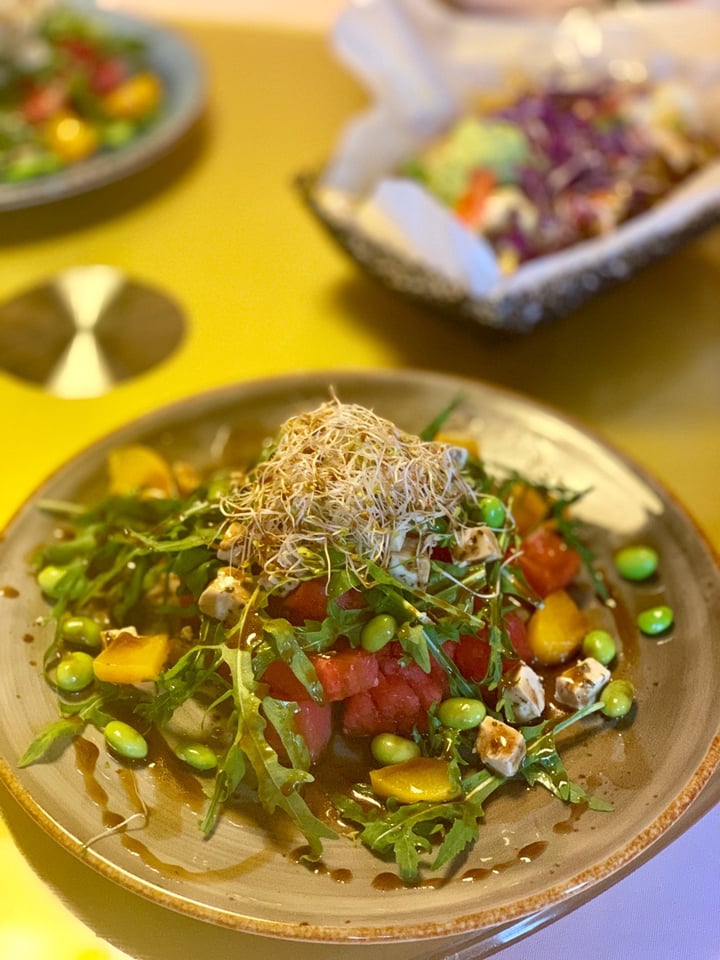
top-left (0, 14), bottom-right (718, 960)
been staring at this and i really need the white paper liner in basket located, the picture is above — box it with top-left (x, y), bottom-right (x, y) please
top-left (308, 0), bottom-right (720, 330)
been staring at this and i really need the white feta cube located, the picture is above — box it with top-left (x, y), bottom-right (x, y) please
top-left (388, 541), bottom-right (431, 590)
top-left (554, 657), bottom-right (611, 710)
top-left (198, 566), bottom-right (250, 622)
top-left (451, 525), bottom-right (501, 565)
top-left (476, 716), bottom-right (526, 777)
top-left (102, 625), bottom-right (138, 643)
top-left (504, 663), bottom-right (545, 723)
top-left (216, 521), bottom-right (246, 563)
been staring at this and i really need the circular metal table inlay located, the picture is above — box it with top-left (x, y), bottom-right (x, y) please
top-left (0, 265), bottom-right (186, 398)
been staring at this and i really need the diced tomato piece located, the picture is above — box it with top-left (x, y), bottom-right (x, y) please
top-left (91, 57), bottom-right (128, 95)
top-left (342, 645), bottom-right (449, 737)
top-left (22, 84), bottom-right (67, 123)
top-left (265, 700), bottom-right (332, 763)
top-left (379, 643), bottom-right (448, 706)
top-left (454, 611), bottom-right (533, 679)
top-left (454, 169), bottom-right (495, 228)
top-left (57, 37), bottom-right (99, 65)
top-left (505, 610), bottom-right (533, 663)
top-left (431, 545), bottom-right (452, 563)
top-left (293, 701), bottom-right (332, 760)
top-left (312, 647), bottom-right (379, 702)
top-left (261, 660), bottom-right (310, 701)
top-left (342, 690), bottom-right (380, 737)
top-left (509, 483), bottom-right (548, 536)
top-left (519, 527), bottom-right (581, 597)
top-left (274, 579), bottom-right (328, 623)
top-left (344, 673), bottom-right (422, 737)
top-left (454, 633), bottom-right (491, 682)
top-left (376, 674), bottom-right (423, 731)
top-left (261, 648), bottom-right (379, 704)
top-left (336, 589), bottom-right (368, 610)
top-left (272, 577), bottom-right (365, 626)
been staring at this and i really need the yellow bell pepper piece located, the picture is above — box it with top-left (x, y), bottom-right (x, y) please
top-left (435, 431), bottom-right (481, 461)
top-left (369, 757), bottom-right (462, 804)
top-left (45, 111), bottom-right (98, 163)
top-left (93, 630), bottom-right (170, 684)
top-left (509, 482), bottom-right (548, 536)
top-left (107, 444), bottom-right (174, 496)
top-left (102, 72), bottom-right (163, 120)
top-left (527, 589), bottom-right (587, 665)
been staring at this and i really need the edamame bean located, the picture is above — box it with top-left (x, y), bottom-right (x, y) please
top-left (4, 150), bottom-right (60, 181)
top-left (614, 545), bottom-right (658, 581)
top-left (44, 533), bottom-right (96, 564)
top-left (103, 119), bottom-right (135, 147)
top-left (480, 496), bottom-right (506, 529)
top-left (371, 733), bottom-right (420, 766)
top-left (37, 564), bottom-right (69, 599)
top-left (175, 742), bottom-right (218, 772)
top-left (600, 679), bottom-right (635, 718)
top-left (56, 651), bottom-right (95, 692)
top-left (438, 697), bottom-right (487, 730)
top-left (361, 614), bottom-right (397, 652)
top-left (104, 720), bottom-right (148, 760)
top-left (637, 605), bottom-right (674, 636)
top-left (61, 616), bottom-right (102, 650)
top-left (582, 629), bottom-right (617, 665)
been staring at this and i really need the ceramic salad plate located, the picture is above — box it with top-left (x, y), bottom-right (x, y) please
top-left (0, 370), bottom-right (718, 945)
top-left (0, 1), bottom-right (204, 211)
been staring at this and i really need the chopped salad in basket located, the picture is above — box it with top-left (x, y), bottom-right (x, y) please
top-left (22, 398), bottom-right (650, 880)
top-left (400, 78), bottom-right (718, 272)
top-left (0, 1), bottom-right (164, 183)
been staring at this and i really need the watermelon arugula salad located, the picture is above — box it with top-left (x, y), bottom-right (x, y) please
top-left (21, 398), bottom-right (637, 880)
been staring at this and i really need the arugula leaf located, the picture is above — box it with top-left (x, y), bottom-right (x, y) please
top-left (483, 562), bottom-right (518, 689)
top-left (217, 645), bottom-right (335, 857)
top-left (41, 530), bottom-right (98, 565)
top-left (419, 395), bottom-right (463, 441)
top-left (262, 619), bottom-right (324, 702)
top-left (521, 703), bottom-right (613, 811)
top-left (335, 768), bottom-right (504, 882)
top-left (396, 621), bottom-right (432, 673)
top-left (552, 502), bottom-right (609, 602)
top-left (139, 640), bottom-right (226, 727)
top-left (36, 487), bottom-right (222, 628)
top-left (360, 569), bottom-right (478, 696)
top-left (200, 742), bottom-right (246, 835)
top-left (334, 794), bottom-right (433, 880)
top-left (296, 600), bottom-right (366, 652)
top-left (262, 697), bottom-right (312, 771)
top-left (18, 688), bottom-right (122, 767)
top-left (129, 526), bottom-right (219, 556)
top-left (168, 544), bottom-right (221, 599)
top-left (17, 718), bottom-right (83, 767)
top-left (335, 704), bottom-right (613, 882)
top-left (430, 807), bottom-right (479, 872)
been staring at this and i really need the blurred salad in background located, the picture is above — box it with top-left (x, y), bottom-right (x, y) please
top-left (400, 79), bottom-right (719, 272)
top-left (0, 1), bottom-right (164, 183)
